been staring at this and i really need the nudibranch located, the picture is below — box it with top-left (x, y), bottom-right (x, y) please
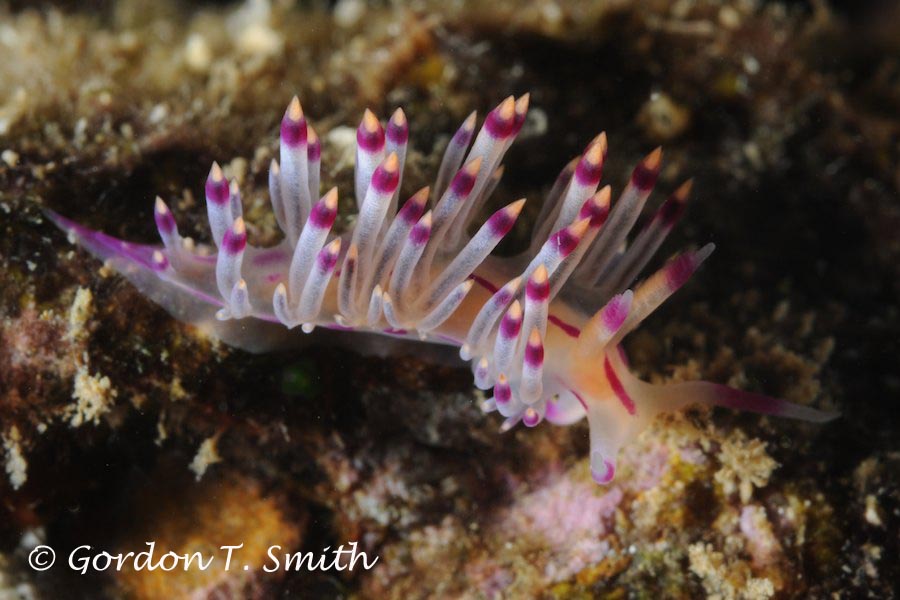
top-left (48, 95), bottom-right (835, 484)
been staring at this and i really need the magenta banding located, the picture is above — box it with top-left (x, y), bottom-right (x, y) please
top-left (357, 123), bottom-right (385, 153)
top-left (578, 198), bottom-right (609, 227)
top-left (265, 273), bottom-right (282, 283)
top-left (710, 384), bottom-right (787, 416)
top-left (494, 381), bottom-right (511, 404)
top-left (205, 177), bottom-right (229, 206)
top-left (450, 168), bottom-right (477, 197)
top-left (548, 315), bottom-right (580, 338)
top-left (499, 312), bottom-right (521, 339)
top-left (341, 250), bottom-right (356, 278)
top-left (575, 156), bottom-right (603, 186)
top-left (280, 116), bottom-right (307, 148)
top-left (484, 108), bottom-right (515, 139)
top-left (551, 227), bottom-right (580, 257)
top-left (317, 248), bottom-right (339, 271)
top-left (370, 164), bottom-right (400, 194)
top-left (525, 339), bottom-right (544, 368)
top-left (409, 222), bottom-right (431, 245)
top-left (476, 361), bottom-right (489, 379)
top-left (544, 400), bottom-right (559, 420)
top-left (604, 357), bottom-right (636, 415)
top-left (522, 410), bottom-right (541, 427)
top-left (664, 253), bottom-right (697, 290)
top-left (387, 121), bottom-right (408, 145)
top-left (46, 210), bottom-right (227, 303)
top-left (487, 208), bottom-right (517, 237)
top-left (451, 122), bottom-right (474, 147)
top-left (601, 296), bottom-right (629, 332)
top-left (571, 389), bottom-right (588, 411)
top-left (659, 196), bottom-right (686, 226)
top-left (469, 273), bottom-right (499, 294)
top-left (591, 460), bottom-right (616, 484)
top-left (631, 161), bottom-right (659, 191)
top-left (307, 138), bottom-right (321, 161)
top-left (398, 195), bottom-right (426, 224)
top-left (526, 277), bottom-right (549, 302)
top-left (154, 208), bottom-right (176, 234)
top-left (151, 254), bottom-right (169, 271)
top-left (221, 229), bottom-right (247, 255)
top-left (308, 200), bottom-right (337, 229)
top-left (493, 288), bottom-right (513, 306)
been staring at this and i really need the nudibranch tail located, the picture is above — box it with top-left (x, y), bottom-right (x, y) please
top-left (566, 347), bottom-right (838, 484)
top-left (47, 94), bottom-right (837, 485)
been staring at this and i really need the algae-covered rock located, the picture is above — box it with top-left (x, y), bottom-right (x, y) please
top-left (1, 0), bottom-right (898, 597)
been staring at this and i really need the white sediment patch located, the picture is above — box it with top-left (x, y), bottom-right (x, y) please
top-left (3, 426), bottom-right (27, 491)
top-left (66, 363), bottom-right (117, 427)
top-left (66, 286), bottom-right (93, 341)
top-left (189, 437), bottom-right (222, 481)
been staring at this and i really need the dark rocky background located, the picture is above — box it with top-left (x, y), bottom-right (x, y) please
top-left (1, 0), bottom-right (898, 597)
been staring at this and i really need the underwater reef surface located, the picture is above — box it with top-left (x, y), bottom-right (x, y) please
top-left (0, 0), bottom-right (898, 598)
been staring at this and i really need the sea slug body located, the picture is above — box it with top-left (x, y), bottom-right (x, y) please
top-left (48, 95), bottom-right (836, 484)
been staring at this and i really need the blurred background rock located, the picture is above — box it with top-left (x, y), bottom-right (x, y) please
top-left (0, 0), bottom-right (898, 597)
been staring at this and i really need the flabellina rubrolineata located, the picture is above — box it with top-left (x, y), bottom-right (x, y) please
top-left (47, 95), bottom-right (836, 484)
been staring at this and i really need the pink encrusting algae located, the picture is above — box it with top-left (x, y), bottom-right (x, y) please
top-left (47, 95), bottom-right (837, 484)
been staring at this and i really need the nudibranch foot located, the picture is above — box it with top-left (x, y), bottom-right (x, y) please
top-left (562, 345), bottom-right (837, 485)
top-left (48, 95), bottom-right (837, 484)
